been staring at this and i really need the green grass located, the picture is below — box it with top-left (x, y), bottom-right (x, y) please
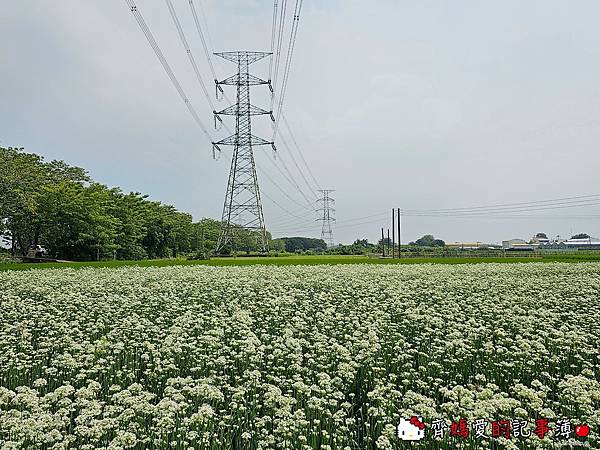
top-left (2, 252), bottom-right (599, 271)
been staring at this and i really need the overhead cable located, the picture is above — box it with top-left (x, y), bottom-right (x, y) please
top-left (272, 0), bottom-right (303, 140)
top-left (262, 192), bottom-right (313, 221)
top-left (282, 114), bottom-right (321, 191)
top-left (165, 0), bottom-right (217, 114)
top-left (124, 0), bottom-right (213, 144)
top-left (188, 0), bottom-right (221, 94)
top-left (269, 0), bottom-right (279, 84)
top-left (271, 0), bottom-right (288, 112)
top-left (256, 164), bottom-right (314, 211)
top-left (278, 132), bottom-right (318, 199)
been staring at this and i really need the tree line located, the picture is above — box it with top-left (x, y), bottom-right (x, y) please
top-left (271, 236), bottom-right (327, 253)
top-left (1, 147), bottom-right (449, 261)
top-left (0, 147), bottom-right (267, 260)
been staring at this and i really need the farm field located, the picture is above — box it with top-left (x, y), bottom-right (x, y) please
top-left (1, 263), bottom-right (599, 449)
top-left (2, 252), bottom-right (600, 271)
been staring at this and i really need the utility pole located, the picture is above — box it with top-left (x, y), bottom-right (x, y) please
top-left (397, 208), bottom-right (401, 259)
top-left (213, 51), bottom-right (275, 255)
top-left (392, 208), bottom-right (395, 259)
top-left (387, 229), bottom-right (391, 256)
top-left (200, 224), bottom-right (205, 259)
top-left (381, 227), bottom-right (385, 257)
top-left (316, 190), bottom-right (336, 247)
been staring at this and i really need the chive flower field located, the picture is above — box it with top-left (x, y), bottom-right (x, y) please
top-left (1, 263), bottom-right (599, 449)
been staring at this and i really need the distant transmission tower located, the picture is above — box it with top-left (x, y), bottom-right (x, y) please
top-left (213, 51), bottom-right (275, 254)
top-left (316, 190), bottom-right (336, 247)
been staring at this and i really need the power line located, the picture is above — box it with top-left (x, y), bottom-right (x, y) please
top-left (269, 217), bottom-right (321, 232)
top-left (282, 114), bottom-right (321, 190)
top-left (410, 214), bottom-right (600, 220)
top-left (270, 212), bottom-right (600, 235)
top-left (165, 0), bottom-right (220, 118)
top-left (268, 217), bottom-right (316, 230)
top-left (341, 210), bottom-right (600, 227)
top-left (404, 198), bottom-right (600, 216)
top-left (403, 203), bottom-right (600, 217)
top-left (298, 195), bottom-right (600, 230)
top-left (270, 229), bottom-right (320, 236)
top-left (256, 164), bottom-right (314, 211)
top-left (268, 212), bottom-right (315, 226)
top-left (330, 194), bottom-right (600, 225)
top-left (264, 147), bottom-right (315, 207)
top-left (266, 0), bottom-right (320, 202)
top-left (196, 0), bottom-right (215, 52)
top-left (262, 201), bottom-right (319, 234)
top-left (334, 211), bottom-right (389, 225)
top-left (335, 218), bottom-right (389, 230)
top-left (269, 0), bottom-right (279, 85)
top-left (259, 152), bottom-right (314, 208)
top-left (271, 213), bottom-right (384, 233)
top-left (403, 194), bottom-right (600, 214)
top-left (278, 132), bottom-right (317, 199)
top-left (272, 0), bottom-right (303, 140)
top-left (271, 0), bottom-right (288, 113)
top-left (267, 206), bottom-right (316, 225)
top-left (188, 0), bottom-right (223, 98)
top-left (328, 201), bottom-right (600, 233)
top-left (124, 0), bottom-right (213, 146)
top-left (262, 191), bottom-right (313, 222)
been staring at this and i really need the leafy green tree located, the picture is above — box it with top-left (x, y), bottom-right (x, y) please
top-left (0, 147), bottom-right (89, 256)
top-left (1, 147), bottom-right (300, 261)
top-left (1, 147), bottom-right (207, 260)
top-left (110, 192), bottom-right (150, 260)
top-left (193, 219), bottom-right (221, 254)
top-left (269, 239), bottom-right (286, 253)
top-left (278, 237), bottom-right (327, 252)
top-left (330, 238), bottom-right (377, 255)
top-left (413, 234), bottom-right (445, 247)
top-left (34, 182), bottom-right (119, 260)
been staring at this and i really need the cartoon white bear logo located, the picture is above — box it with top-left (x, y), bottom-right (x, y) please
top-left (397, 416), bottom-right (425, 441)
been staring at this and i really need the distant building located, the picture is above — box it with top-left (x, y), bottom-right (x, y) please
top-left (446, 242), bottom-right (500, 250)
top-left (529, 233), bottom-right (550, 246)
top-left (564, 236), bottom-right (600, 250)
top-left (502, 239), bottom-right (534, 251)
top-left (537, 235), bottom-right (600, 250)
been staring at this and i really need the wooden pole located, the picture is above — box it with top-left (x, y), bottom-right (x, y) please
top-left (387, 229), bottom-right (390, 257)
top-left (397, 208), bottom-right (401, 259)
top-left (381, 227), bottom-right (385, 257)
top-left (392, 208), bottom-right (396, 259)
top-left (200, 225), bottom-right (205, 258)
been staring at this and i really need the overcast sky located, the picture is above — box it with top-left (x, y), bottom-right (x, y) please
top-left (2, 0), bottom-right (600, 244)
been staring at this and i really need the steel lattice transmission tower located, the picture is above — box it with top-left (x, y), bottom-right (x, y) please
top-left (212, 51), bottom-right (275, 254)
top-left (316, 190), bottom-right (336, 248)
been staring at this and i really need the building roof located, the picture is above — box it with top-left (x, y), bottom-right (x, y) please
top-left (502, 239), bottom-right (527, 244)
top-left (565, 237), bottom-right (600, 245)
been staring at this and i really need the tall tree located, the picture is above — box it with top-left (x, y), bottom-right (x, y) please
top-left (1, 147), bottom-right (297, 260)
